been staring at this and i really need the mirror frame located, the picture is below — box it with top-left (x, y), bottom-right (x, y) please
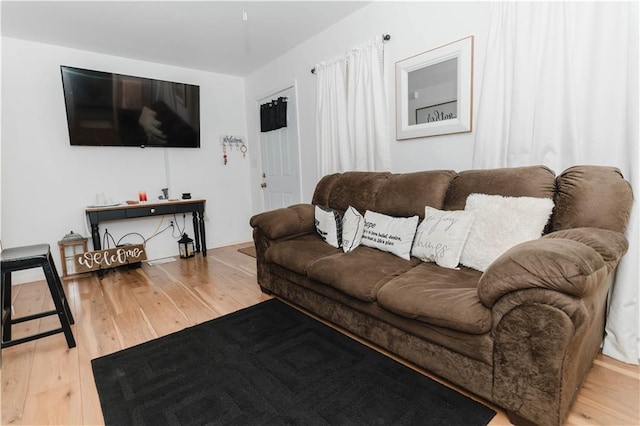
top-left (395, 36), bottom-right (474, 140)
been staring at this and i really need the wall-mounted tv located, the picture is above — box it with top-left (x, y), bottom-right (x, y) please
top-left (60, 66), bottom-right (200, 148)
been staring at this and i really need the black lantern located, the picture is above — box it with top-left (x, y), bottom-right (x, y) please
top-left (178, 233), bottom-right (195, 258)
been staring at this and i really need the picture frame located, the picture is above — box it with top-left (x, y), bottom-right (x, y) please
top-left (395, 36), bottom-right (473, 140)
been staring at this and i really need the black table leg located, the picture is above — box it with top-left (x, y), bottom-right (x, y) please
top-left (199, 212), bottom-right (207, 257)
top-left (91, 223), bottom-right (101, 251)
top-left (192, 211), bottom-right (201, 253)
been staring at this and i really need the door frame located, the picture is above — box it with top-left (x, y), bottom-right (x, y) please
top-left (255, 81), bottom-right (303, 212)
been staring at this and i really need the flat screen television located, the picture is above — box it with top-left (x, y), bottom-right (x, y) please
top-left (60, 66), bottom-right (200, 148)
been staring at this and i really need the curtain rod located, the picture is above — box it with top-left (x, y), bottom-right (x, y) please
top-left (311, 33), bottom-right (391, 75)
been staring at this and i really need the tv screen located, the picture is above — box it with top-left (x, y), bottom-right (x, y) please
top-left (60, 66), bottom-right (200, 148)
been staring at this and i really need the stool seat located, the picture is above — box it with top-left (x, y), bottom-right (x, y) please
top-left (2, 244), bottom-right (51, 266)
top-left (2, 243), bottom-right (76, 349)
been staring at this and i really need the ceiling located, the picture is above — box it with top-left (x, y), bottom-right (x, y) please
top-left (1, 1), bottom-right (370, 76)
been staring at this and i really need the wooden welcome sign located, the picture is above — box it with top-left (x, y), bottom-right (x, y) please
top-left (74, 244), bottom-right (147, 273)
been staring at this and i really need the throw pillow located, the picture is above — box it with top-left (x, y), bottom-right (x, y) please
top-left (342, 206), bottom-right (365, 253)
top-left (411, 206), bottom-right (476, 269)
top-left (459, 194), bottom-right (555, 272)
top-left (315, 205), bottom-right (342, 248)
top-left (361, 210), bottom-right (419, 260)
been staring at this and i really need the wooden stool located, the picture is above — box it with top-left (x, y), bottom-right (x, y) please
top-left (1, 244), bottom-right (76, 349)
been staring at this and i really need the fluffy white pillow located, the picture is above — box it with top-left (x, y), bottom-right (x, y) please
top-left (315, 205), bottom-right (342, 248)
top-left (361, 210), bottom-right (419, 260)
top-left (342, 206), bottom-right (365, 253)
top-left (460, 194), bottom-right (554, 271)
top-left (411, 206), bottom-right (476, 269)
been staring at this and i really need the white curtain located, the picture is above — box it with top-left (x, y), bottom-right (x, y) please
top-left (347, 38), bottom-right (390, 171)
top-left (474, 2), bottom-right (639, 363)
top-left (316, 36), bottom-right (390, 175)
top-left (316, 58), bottom-right (349, 176)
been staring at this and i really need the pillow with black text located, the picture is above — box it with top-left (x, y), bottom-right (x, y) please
top-left (315, 205), bottom-right (342, 248)
top-left (411, 206), bottom-right (476, 269)
top-left (361, 210), bottom-right (419, 260)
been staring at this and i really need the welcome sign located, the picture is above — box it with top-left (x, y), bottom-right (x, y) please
top-left (74, 244), bottom-right (147, 273)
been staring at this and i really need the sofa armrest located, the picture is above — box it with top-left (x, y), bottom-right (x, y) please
top-left (477, 237), bottom-right (607, 308)
top-left (478, 232), bottom-right (626, 425)
top-left (543, 227), bottom-right (629, 264)
top-left (249, 204), bottom-right (315, 240)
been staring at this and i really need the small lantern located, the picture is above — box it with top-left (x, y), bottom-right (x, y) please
top-left (58, 231), bottom-right (89, 278)
top-left (178, 233), bottom-right (195, 258)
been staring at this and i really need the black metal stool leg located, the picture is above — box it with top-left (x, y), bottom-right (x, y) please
top-left (42, 260), bottom-right (76, 349)
top-left (2, 271), bottom-right (12, 342)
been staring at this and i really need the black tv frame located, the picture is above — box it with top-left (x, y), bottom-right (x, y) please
top-left (60, 66), bottom-right (200, 148)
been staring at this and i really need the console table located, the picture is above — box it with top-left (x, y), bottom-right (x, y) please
top-left (85, 199), bottom-right (207, 256)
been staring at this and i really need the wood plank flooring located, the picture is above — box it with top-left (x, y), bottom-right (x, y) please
top-left (1, 242), bottom-right (638, 425)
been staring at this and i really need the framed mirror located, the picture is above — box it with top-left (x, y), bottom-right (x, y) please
top-left (396, 36), bottom-right (473, 140)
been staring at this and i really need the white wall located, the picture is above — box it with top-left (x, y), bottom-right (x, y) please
top-left (244, 2), bottom-right (493, 213)
top-left (1, 37), bottom-right (252, 283)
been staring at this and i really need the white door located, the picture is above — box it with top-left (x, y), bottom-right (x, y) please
top-left (259, 87), bottom-right (301, 210)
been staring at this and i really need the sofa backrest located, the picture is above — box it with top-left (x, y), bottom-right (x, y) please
top-left (312, 170), bottom-right (456, 218)
top-left (312, 165), bottom-right (632, 235)
top-left (312, 171), bottom-right (391, 214)
top-left (443, 165), bottom-right (556, 211)
top-left (551, 165), bottom-right (632, 233)
top-left (373, 171), bottom-right (456, 217)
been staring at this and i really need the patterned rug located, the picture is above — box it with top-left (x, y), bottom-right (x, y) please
top-left (92, 299), bottom-right (496, 425)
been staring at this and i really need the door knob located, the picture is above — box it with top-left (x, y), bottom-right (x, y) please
top-left (260, 182), bottom-right (267, 188)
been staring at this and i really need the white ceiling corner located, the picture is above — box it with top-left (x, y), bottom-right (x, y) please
top-left (1, 1), bottom-right (371, 76)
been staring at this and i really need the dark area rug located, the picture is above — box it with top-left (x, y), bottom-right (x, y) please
top-left (237, 246), bottom-right (256, 258)
top-left (92, 299), bottom-right (496, 425)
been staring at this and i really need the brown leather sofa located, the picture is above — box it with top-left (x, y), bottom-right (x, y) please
top-left (250, 165), bottom-right (633, 426)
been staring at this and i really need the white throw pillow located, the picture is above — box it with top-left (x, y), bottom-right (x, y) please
top-left (342, 206), bottom-right (365, 253)
top-left (411, 206), bottom-right (476, 269)
top-left (315, 205), bottom-right (342, 248)
top-left (361, 210), bottom-right (419, 260)
top-left (460, 194), bottom-right (555, 272)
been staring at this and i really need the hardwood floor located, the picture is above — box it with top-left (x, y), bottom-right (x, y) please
top-left (1, 242), bottom-right (638, 425)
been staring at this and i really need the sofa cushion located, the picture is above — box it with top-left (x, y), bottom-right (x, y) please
top-left (310, 173), bottom-right (343, 206)
top-left (377, 263), bottom-right (490, 334)
top-left (312, 171), bottom-right (391, 213)
top-left (373, 170), bottom-right (456, 217)
top-left (268, 261), bottom-right (495, 365)
top-left (265, 234), bottom-right (338, 275)
top-left (444, 165), bottom-right (556, 211)
top-left (552, 165), bottom-right (633, 234)
top-left (306, 246), bottom-right (421, 302)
